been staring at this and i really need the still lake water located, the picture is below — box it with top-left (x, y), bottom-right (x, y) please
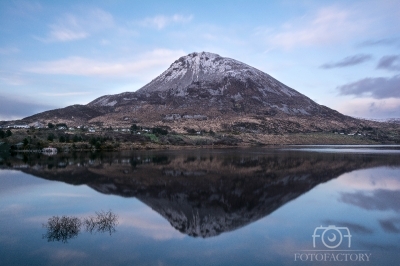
top-left (1, 146), bottom-right (400, 265)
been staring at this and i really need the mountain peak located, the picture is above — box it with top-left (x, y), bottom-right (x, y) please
top-left (137, 51), bottom-right (301, 99)
top-left (88, 51), bottom-right (317, 116)
top-left (138, 51), bottom-right (234, 94)
top-left (69, 51), bottom-right (365, 135)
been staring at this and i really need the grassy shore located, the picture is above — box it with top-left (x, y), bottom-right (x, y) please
top-left (1, 126), bottom-right (398, 154)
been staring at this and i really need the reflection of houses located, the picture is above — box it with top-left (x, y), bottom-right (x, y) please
top-left (15, 142), bottom-right (24, 149)
top-left (42, 147), bottom-right (57, 155)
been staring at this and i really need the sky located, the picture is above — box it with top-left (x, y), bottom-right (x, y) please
top-left (0, 0), bottom-right (400, 121)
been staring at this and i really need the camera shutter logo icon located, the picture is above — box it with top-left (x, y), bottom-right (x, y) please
top-left (312, 225), bottom-right (352, 249)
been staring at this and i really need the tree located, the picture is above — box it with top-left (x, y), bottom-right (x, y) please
top-left (90, 137), bottom-right (97, 146)
top-left (23, 138), bottom-right (29, 147)
top-left (47, 134), bottom-right (55, 142)
top-left (95, 141), bottom-right (102, 150)
top-left (48, 123), bottom-right (55, 129)
top-left (0, 130), bottom-right (5, 138)
top-left (152, 127), bottom-right (168, 135)
top-left (59, 136), bottom-right (66, 143)
top-left (6, 129), bottom-right (12, 137)
top-left (186, 128), bottom-right (196, 134)
top-left (73, 135), bottom-right (82, 142)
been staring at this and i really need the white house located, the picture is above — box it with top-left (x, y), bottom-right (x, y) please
top-left (42, 147), bottom-right (57, 155)
top-left (12, 125), bottom-right (29, 129)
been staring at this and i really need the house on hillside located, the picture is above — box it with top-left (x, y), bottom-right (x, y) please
top-left (42, 147), bottom-right (57, 155)
top-left (11, 125), bottom-right (29, 129)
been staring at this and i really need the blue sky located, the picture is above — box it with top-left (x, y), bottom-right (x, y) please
top-left (0, 0), bottom-right (399, 120)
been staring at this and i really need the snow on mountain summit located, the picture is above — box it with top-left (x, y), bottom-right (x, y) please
top-left (137, 51), bottom-right (301, 98)
top-left (86, 51), bottom-right (342, 120)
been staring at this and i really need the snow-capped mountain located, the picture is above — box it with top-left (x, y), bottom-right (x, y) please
top-left (17, 51), bottom-right (372, 134)
top-left (88, 51), bottom-right (320, 116)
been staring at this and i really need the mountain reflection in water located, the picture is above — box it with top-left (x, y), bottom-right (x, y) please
top-left (2, 148), bottom-right (400, 238)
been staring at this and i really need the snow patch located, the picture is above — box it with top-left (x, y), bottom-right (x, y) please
top-left (105, 100), bottom-right (117, 106)
top-left (231, 93), bottom-right (243, 101)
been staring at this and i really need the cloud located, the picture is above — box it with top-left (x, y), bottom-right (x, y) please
top-left (37, 8), bottom-right (114, 42)
top-left (379, 218), bottom-right (400, 233)
top-left (336, 168), bottom-right (400, 191)
top-left (358, 38), bottom-right (399, 48)
top-left (337, 75), bottom-right (400, 99)
top-left (322, 220), bottom-right (373, 234)
top-left (340, 189), bottom-right (400, 213)
top-left (269, 6), bottom-right (368, 49)
top-left (40, 92), bottom-right (91, 97)
top-left (0, 94), bottom-right (55, 120)
top-left (50, 249), bottom-right (87, 261)
top-left (118, 210), bottom-right (185, 240)
top-left (0, 71), bottom-right (26, 86)
top-left (41, 192), bottom-right (91, 198)
top-left (377, 55), bottom-right (400, 71)
top-left (336, 97), bottom-right (400, 119)
top-left (46, 24), bottom-right (88, 42)
top-left (140, 14), bottom-right (193, 29)
top-left (320, 54), bottom-right (372, 69)
top-left (25, 49), bottom-right (186, 78)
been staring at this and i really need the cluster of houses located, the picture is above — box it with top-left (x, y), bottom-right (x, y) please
top-left (334, 131), bottom-right (364, 136)
top-left (3, 124), bottom-right (30, 129)
top-left (1, 123), bottom-right (148, 133)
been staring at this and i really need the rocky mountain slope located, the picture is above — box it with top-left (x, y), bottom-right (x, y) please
top-left (5, 51), bottom-right (393, 136)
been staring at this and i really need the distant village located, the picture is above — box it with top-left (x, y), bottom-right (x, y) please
top-left (1, 121), bottom-right (368, 136)
top-left (0, 119), bottom-right (398, 154)
top-left (0, 121), bottom-right (173, 154)
top-left (0, 122), bottom-right (168, 137)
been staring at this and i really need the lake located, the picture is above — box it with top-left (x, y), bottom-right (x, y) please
top-left (1, 146), bottom-right (400, 265)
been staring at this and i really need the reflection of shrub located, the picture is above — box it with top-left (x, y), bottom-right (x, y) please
top-left (84, 210), bottom-right (118, 235)
top-left (43, 216), bottom-right (81, 243)
top-left (42, 210), bottom-right (118, 243)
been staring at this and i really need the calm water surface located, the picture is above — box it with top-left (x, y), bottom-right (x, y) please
top-left (0, 146), bottom-right (399, 265)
